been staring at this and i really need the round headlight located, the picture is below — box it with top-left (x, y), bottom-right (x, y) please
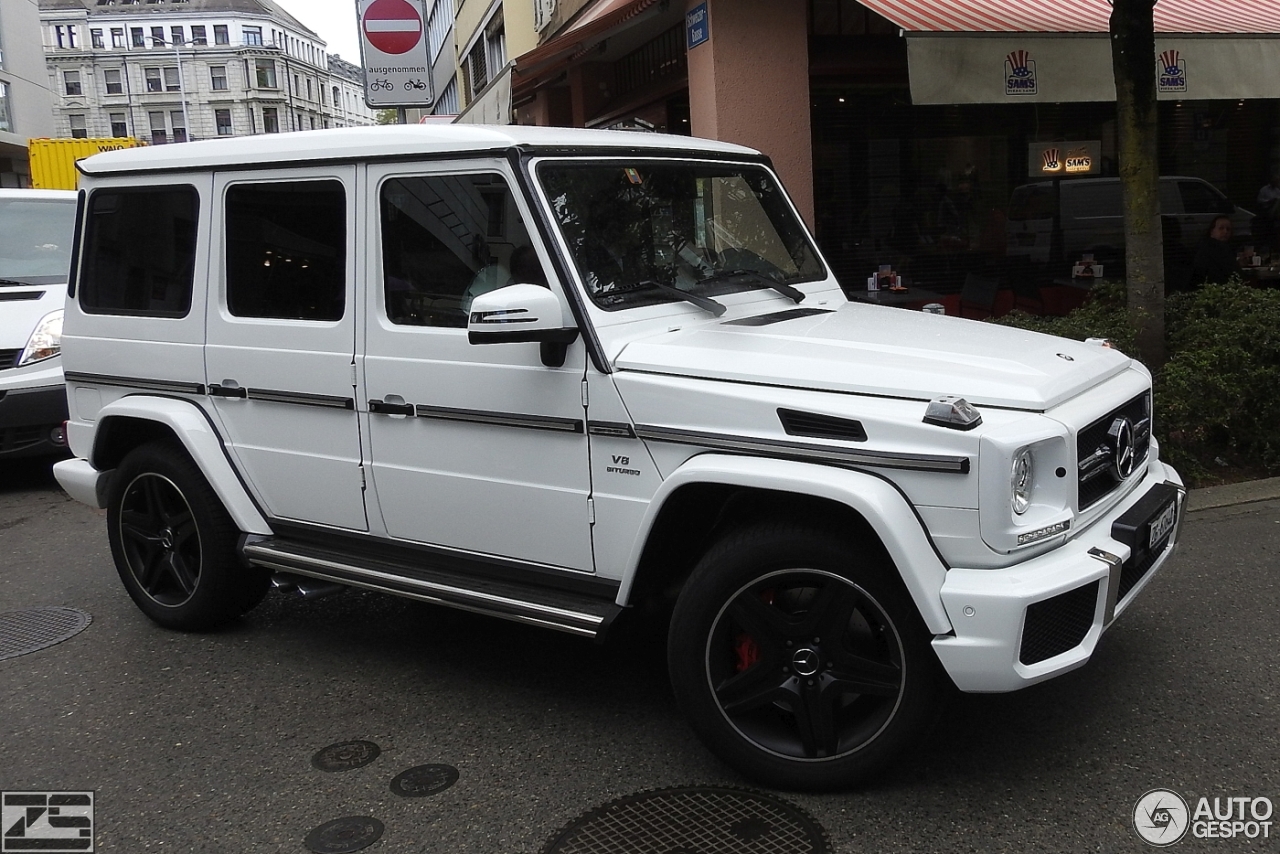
top-left (1011, 448), bottom-right (1033, 515)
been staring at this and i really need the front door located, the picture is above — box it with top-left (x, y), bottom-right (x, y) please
top-left (361, 161), bottom-right (593, 571)
top-left (204, 167), bottom-right (367, 530)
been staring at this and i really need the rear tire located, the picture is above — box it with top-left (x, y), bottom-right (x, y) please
top-left (106, 442), bottom-right (268, 630)
top-left (668, 522), bottom-right (942, 791)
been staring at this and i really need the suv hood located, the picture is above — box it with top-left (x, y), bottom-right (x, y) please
top-left (612, 303), bottom-right (1133, 411)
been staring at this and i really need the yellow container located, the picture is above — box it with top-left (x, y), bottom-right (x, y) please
top-left (28, 137), bottom-right (140, 190)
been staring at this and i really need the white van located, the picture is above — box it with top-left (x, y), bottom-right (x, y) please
top-left (0, 189), bottom-right (78, 460)
top-left (55, 126), bottom-right (1183, 790)
top-left (1007, 175), bottom-right (1253, 266)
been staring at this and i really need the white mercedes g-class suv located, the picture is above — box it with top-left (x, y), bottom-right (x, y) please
top-left (54, 126), bottom-right (1183, 790)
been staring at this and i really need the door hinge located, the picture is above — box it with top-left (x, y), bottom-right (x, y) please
top-left (587, 497), bottom-right (595, 525)
top-left (358, 465), bottom-right (366, 489)
top-left (350, 362), bottom-right (358, 387)
top-left (580, 379), bottom-right (589, 408)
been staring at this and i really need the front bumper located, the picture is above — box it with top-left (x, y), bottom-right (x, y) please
top-left (0, 383), bottom-right (69, 459)
top-left (932, 459), bottom-right (1184, 692)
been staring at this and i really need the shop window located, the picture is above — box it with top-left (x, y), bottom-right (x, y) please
top-left (80, 186), bottom-right (199, 317)
top-left (225, 181), bottom-right (346, 321)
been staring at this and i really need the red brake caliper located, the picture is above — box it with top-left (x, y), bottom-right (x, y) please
top-left (732, 589), bottom-right (776, 672)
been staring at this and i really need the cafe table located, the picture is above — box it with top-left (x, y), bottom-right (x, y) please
top-left (848, 286), bottom-right (945, 309)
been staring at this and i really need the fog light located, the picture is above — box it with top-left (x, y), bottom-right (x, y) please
top-left (49, 425), bottom-right (67, 446)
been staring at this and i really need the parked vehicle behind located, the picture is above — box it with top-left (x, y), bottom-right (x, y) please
top-left (54, 126), bottom-right (1184, 790)
top-left (0, 189), bottom-right (78, 460)
top-left (1007, 175), bottom-right (1253, 269)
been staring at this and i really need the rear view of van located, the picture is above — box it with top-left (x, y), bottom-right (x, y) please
top-left (1006, 176), bottom-right (1252, 270)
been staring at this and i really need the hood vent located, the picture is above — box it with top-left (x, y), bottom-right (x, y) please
top-left (723, 307), bottom-right (833, 327)
top-left (0, 291), bottom-right (44, 302)
top-left (778, 408), bottom-right (868, 442)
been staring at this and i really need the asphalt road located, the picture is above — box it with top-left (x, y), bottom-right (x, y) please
top-left (1, 457), bottom-right (1276, 853)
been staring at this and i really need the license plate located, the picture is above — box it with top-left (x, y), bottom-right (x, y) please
top-left (1148, 498), bottom-right (1177, 549)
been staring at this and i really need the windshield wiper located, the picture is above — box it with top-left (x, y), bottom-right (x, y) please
top-left (637, 279), bottom-right (726, 317)
top-left (699, 269), bottom-right (805, 304)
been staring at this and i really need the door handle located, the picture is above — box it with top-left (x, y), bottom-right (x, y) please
top-left (368, 399), bottom-right (415, 416)
top-left (209, 382), bottom-right (247, 398)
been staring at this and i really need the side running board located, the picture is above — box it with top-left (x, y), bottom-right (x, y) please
top-left (241, 537), bottom-right (622, 642)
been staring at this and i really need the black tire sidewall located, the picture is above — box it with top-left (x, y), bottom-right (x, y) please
top-left (106, 442), bottom-right (265, 630)
top-left (668, 522), bottom-right (941, 791)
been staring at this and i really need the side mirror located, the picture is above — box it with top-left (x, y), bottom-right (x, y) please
top-left (467, 283), bottom-right (579, 367)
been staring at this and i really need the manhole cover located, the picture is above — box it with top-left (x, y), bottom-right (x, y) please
top-left (304, 816), bottom-right (383, 854)
top-left (0, 607), bottom-right (91, 661)
top-left (540, 786), bottom-right (830, 854)
top-left (311, 740), bottom-right (380, 772)
top-left (390, 763), bottom-right (458, 797)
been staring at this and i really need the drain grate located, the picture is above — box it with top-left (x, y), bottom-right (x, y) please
top-left (304, 816), bottom-right (383, 853)
top-left (540, 786), bottom-right (830, 854)
top-left (0, 607), bottom-right (91, 661)
top-left (390, 763), bottom-right (458, 798)
top-left (311, 740), bottom-right (380, 772)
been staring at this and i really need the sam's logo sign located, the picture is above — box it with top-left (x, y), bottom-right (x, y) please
top-left (1064, 146), bottom-right (1093, 173)
top-left (1158, 49), bottom-right (1187, 94)
top-left (1005, 50), bottom-right (1037, 96)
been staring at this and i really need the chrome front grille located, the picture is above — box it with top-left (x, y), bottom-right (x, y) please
top-left (1076, 392), bottom-right (1152, 510)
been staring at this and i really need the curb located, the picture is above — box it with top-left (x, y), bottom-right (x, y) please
top-left (1186, 476), bottom-right (1280, 513)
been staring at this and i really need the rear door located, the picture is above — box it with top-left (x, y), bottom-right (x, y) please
top-left (204, 168), bottom-right (367, 530)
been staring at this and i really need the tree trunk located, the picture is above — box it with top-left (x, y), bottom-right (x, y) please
top-left (1111, 0), bottom-right (1165, 366)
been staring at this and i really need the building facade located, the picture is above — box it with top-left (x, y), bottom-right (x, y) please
top-left (1, 0), bottom-right (58, 185)
top-left (38, 0), bottom-right (375, 146)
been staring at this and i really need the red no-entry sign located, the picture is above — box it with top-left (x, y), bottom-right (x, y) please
top-left (363, 0), bottom-right (423, 55)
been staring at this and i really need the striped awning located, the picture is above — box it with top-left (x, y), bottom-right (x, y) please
top-left (858, 0), bottom-right (1280, 34)
top-left (856, 1), bottom-right (1280, 103)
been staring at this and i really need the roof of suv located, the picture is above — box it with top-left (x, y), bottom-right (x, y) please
top-left (78, 125), bottom-right (764, 176)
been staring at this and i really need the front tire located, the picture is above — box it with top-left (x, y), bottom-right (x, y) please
top-left (106, 442), bottom-right (268, 630)
top-left (668, 523), bottom-right (942, 790)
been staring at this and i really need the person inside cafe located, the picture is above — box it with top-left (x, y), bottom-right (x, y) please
top-left (1190, 215), bottom-right (1241, 286)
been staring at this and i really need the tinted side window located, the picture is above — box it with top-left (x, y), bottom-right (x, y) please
top-left (380, 174), bottom-right (535, 328)
top-left (225, 180), bottom-right (345, 320)
top-left (80, 186), bottom-right (198, 316)
top-left (1180, 180), bottom-right (1231, 215)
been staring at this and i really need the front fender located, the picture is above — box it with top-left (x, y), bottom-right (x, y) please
top-left (620, 454), bottom-right (953, 634)
top-left (88, 396), bottom-right (271, 535)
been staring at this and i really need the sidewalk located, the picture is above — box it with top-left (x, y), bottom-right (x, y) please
top-left (1186, 476), bottom-right (1280, 512)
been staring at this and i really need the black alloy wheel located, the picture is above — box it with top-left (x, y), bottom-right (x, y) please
top-left (117, 471), bottom-right (203, 607)
top-left (669, 524), bottom-right (942, 791)
top-left (107, 443), bottom-right (268, 630)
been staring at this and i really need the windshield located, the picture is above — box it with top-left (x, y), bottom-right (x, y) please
top-left (539, 160), bottom-right (824, 311)
top-left (0, 197), bottom-right (77, 283)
